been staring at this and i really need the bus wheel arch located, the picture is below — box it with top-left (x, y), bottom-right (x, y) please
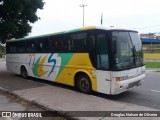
top-left (20, 65), bottom-right (28, 79)
top-left (74, 72), bottom-right (92, 94)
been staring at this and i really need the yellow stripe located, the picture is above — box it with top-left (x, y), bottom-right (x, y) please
top-left (37, 55), bottom-right (48, 76)
top-left (81, 26), bottom-right (96, 31)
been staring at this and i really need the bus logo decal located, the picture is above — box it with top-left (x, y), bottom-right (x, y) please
top-left (47, 53), bottom-right (56, 77)
top-left (32, 55), bottom-right (48, 77)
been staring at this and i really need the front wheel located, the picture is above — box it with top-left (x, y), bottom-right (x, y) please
top-left (76, 75), bottom-right (92, 94)
top-left (21, 66), bottom-right (28, 79)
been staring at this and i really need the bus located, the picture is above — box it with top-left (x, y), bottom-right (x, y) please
top-left (6, 26), bottom-right (145, 95)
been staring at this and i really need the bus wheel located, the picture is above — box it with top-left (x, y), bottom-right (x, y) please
top-left (21, 66), bottom-right (27, 79)
top-left (76, 74), bottom-right (92, 94)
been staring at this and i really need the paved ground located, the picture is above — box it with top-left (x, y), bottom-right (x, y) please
top-left (0, 61), bottom-right (160, 120)
top-left (0, 94), bottom-right (56, 120)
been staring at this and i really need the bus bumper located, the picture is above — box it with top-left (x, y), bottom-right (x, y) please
top-left (111, 73), bottom-right (145, 95)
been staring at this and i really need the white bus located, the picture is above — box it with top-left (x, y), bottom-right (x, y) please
top-left (6, 26), bottom-right (145, 95)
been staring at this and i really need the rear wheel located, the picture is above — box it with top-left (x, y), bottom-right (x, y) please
top-left (21, 66), bottom-right (27, 79)
top-left (76, 74), bottom-right (92, 94)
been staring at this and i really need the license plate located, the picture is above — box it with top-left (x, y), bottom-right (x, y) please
top-left (127, 80), bottom-right (140, 89)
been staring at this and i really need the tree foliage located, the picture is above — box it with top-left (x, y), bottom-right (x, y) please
top-left (0, 0), bottom-right (44, 43)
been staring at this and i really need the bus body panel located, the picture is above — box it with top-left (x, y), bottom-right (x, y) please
top-left (6, 53), bottom-right (99, 91)
top-left (95, 70), bottom-right (111, 94)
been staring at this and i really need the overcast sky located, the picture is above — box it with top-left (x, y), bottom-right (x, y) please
top-left (31, 0), bottom-right (160, 36)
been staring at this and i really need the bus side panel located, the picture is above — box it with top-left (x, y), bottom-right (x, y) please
top-left (6, 54), bottom-right (25, 74)
top-left (6, 53), bottom-right (99, 92)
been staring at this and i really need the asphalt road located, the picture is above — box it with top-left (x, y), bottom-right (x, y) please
top-left (0, 61), bottom-right (160, 111)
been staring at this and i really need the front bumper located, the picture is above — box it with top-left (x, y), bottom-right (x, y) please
top-left (111, 73), bottom-right (145, 95)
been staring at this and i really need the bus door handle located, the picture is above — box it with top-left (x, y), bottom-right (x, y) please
top-left (105, 79), bottom-right (111, 81)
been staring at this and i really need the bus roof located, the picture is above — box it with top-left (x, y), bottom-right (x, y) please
top-left (6, 26), bottom-right (137, 42)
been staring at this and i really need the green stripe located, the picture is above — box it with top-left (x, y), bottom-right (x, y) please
top-left (57, 53), bottom-right (73, 78)
top-left (32, 56), bottom-right (41, 77)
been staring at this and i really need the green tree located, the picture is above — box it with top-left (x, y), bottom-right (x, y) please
top-left (0, 0), bottom-right (44, 43)
top-left (0, 43), bottom-right (5, 57)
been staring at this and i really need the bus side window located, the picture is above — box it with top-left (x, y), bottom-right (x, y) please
top-left (10, 42), bottom-right (17, 53)
top-left (57, 40), bottom-right (62, 52)
top-left (97, 34), bottom-right (109, 70)
top-left (74, 33), bottom-right (87, 51)
top-left (62, 40), bottom-right (68, 51)
top-left (37, 38), bottom-right (46, 53)
top-left (18, 41), bottom-right (25, 53)
top-left (66, 34), bottom-right (75, 52)
top-left (6, 43), bottom-right (10, 53)
top-left (26, 40), bottom-right (36, 53)
top-left (68, 39), bottom-right (74, 51)
top-left (57, 35), bottom-right (65, 52)
top-left (88, 35), bottom-right (96, 67)
top-left (48, 36), bottom-right (56, 52)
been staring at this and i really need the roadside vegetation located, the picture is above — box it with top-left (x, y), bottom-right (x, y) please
top-left (145, 62), bottom-right (160, 68)
top-left (0, 45), bottom-right (5, 58)
top-left (143, 43), bottom-right (160, 68)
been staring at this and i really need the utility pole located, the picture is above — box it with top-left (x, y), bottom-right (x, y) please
top-left (80, 4), bottom-right (87, 27)
top-left (101, 12), bottom-right (103, 25)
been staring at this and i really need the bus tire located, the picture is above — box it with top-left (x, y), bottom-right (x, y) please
top-left (21, 66), bottom-right (28, 79)
top-left (76, 74), bottom-right (92, 94)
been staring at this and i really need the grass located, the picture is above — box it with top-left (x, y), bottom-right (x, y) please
top-left (145, 62), bottom-right (160, 68)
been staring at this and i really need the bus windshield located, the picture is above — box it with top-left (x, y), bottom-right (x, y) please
top-left (112, 31), bottom-right (143, 70)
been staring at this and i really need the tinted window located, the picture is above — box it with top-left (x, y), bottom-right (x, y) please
top-left (36, 38), bottom-right (46, 53)
top-left (69, 34), bottom-right (76, 51)
top-left (88, 33), bottom-right (96, 67)
top-left (74, 33), bottom-right (87, 51)
top-left (10, 42), bottom-right (17, 53)
top-left (6, 42), bottom-right (10, 53)
top-left (56, 35), bottom-right (65, 51)
top-left (97, 34), bottom-right (109, 69)
top-left (26, 39), bottom-right (36, 53)
top-left (48, 36), bottom-right (57, 52)
top-left (112, 32), bottom-right (134, 70)
top-left (17, 41), bottom-right (25, 53)
top-left (129, 32), bottom-right (143, 66)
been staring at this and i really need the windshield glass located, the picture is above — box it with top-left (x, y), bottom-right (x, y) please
top-left (112, 31), bottom-right (143, 70)
top-left (129, 32), bottom-right (143, 66)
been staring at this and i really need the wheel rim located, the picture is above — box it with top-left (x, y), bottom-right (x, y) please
top-left (79, 78), bottom-right (90, 92)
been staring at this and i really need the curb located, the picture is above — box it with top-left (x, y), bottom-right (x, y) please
top-left (146, 69), bottom-right (160, 72)
top-left (0, 87), bottom-right (78, 120)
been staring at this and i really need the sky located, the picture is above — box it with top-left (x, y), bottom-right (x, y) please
top-left (30, 0), bottom-right (160, 36)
